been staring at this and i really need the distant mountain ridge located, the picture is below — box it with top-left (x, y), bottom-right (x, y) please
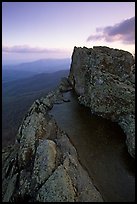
top-left (2, 69), bottom-right (69, 148)
top-left (2, 58), bottom-right (71, 73)
top-left (2, 70), bottom-right (69, 96)
top-left (2, 69), bottom-right (37, 83)
top-left (2, 46), bottom-right (135, 202)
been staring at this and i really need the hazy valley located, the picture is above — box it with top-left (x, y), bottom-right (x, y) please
top-left (2, 59), bottom-right (70, 147)
top-left (2, 47), bottom-right (135, 202)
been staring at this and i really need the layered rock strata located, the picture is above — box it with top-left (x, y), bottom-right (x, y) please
top-left (69, 46), bottom-right (135, 158)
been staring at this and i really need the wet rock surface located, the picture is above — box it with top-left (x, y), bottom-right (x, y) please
top-left (2, 46), bottom-right (135, 202)
top-left (50, 90), bottom-right (135, 202)
top-left (69, 46), bottom-right (135, 158)
top-left (2, 85), bottom-right (103, 202)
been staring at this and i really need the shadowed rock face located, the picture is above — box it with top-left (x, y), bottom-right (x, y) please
top-left (2, 46), bottom-right (135, 202)
top-left (2, 78), bottom-right (103, 202)
top-left (68, 46), bottom-right (135, 158)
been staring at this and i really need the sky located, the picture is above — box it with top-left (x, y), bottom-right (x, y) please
top-left (2, 2), bottom-right (135, 64)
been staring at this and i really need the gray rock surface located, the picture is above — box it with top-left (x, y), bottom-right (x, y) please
top-left (33, 139), bottom-right (57, 185)
top-left (2, 85), bottom-right (103, 202)
top-left (37, 164), bottom-right (76, 202)
top-left (3, 45), bottom-right (134, 202)
top-left (69, 46), bottom-right (135, 158)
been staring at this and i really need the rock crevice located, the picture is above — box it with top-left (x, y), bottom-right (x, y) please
top-left (2, 46), bottom-right (135, 202)
top-left (2, 78), bottom-right (103, 202)
top-left (68, 46), bottom-right (135, 158)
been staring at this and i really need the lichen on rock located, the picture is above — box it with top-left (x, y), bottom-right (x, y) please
top-left (2, 81), bottom-right (103, 202)
top-left (3, 45), bottom-right (134, 202)
top-left (68, 46), bottom-right (135, 158)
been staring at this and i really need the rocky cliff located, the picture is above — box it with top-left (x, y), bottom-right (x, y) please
top-left (69, 46), bottom-right (135, 158)
top-left (2, 79), bottom-right (103, 202)
top-left (2, 46), bottom-right (135, 202)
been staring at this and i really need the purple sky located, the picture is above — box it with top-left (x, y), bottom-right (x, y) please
top-left (2, 2), bottom-right (135, 64)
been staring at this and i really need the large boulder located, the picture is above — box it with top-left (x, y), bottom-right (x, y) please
top-left (2, 87), bottom-right (103, 202)
top-left (69, 46), bottom-right (135, 158)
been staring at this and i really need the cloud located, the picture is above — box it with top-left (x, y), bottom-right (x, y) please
top-left (87, 16), bottom-right (135, 44)
top-left (2, 45), bottom-right (68, 54)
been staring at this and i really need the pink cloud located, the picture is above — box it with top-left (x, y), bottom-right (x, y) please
top-left (2, 45), bottom-right (68, 54)
top-left (87, 16), bottom-right (135, 44)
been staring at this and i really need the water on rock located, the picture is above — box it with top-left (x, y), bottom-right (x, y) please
top-left (50, 91), bottom-right (135, 202)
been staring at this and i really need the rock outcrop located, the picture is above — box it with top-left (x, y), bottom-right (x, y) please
top-left (2, 46), bottom-right (135, 202)
top-left (2, 78), bottom-right (103, 202)
top-left (69, 46), bottom-right (135, 158)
